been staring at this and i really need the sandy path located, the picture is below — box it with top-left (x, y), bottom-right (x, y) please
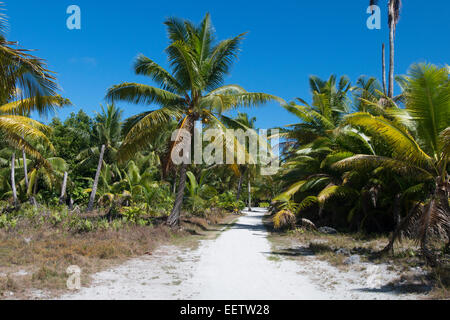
top-left (59, 208), bottom-right (421, 300)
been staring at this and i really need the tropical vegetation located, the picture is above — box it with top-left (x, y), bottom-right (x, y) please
top-left (0, 3), bottom-right (448, 271)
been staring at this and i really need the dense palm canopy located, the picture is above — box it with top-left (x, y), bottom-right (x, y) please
top-left (274, 63), bottom-right (449, 263)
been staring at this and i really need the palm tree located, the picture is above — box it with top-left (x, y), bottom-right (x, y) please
top-left (106, 13), bottom-right (281, 226)
top-left (0, 5), bottom-right (70, 207)
top-left (334, 63), bottom-right (449, 264)
top-left (220, 112), bottom-right (257, 203)
top-left (280, 75), bottom-right (352, 149)
top-left (370, 0), bottom-right (402, 98)
top-left (85, 104), bottom-right (123, 211)
top-left (275, 75), bottom-right (388, 228)
top-left (1, 3), bottom-right (58, 109)
top-left (26, 141), bottom-right (69, 202)
top-left (233, 113), bottom-right (257, 207)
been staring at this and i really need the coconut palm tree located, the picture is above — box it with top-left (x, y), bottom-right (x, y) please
top-left (280, 75), bottom-right (352, 150)
top-left (219, 112), bottom-right (258, 203)
top-left (334, 63), bottom-right (450, 264)
top-left (84, 104), bottom-right (123, 211)
top-left (0, 4), bottom-right (70, 208)
top-left (370, 0), bottom-right (402, 98)
top-left (1, 3), bottom-right (58, 109)
top-left (106, 13), bottom-right (282, 226)
top-left (26, 141), bottom-right (69, 203)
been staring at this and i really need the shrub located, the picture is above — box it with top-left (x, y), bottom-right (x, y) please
top-left (260, 202), bottom-right (270, 208)
top-left (70, 219), bottom-right (94, 233)
top-left (96, 219), bottom-right (110, 231)
top-left (0, 214), bottom-right (17, 230)
top-left (273, 210), bottom-right (296, 230)
top-left (217, 191), bottom-right (245, 211)
top-left (120, 206), bottom-right (146, 224)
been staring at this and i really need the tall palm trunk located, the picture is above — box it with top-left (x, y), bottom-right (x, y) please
top-left (87, 144), bottom-right (106, 212)
top-left (59, 171), bottom-right (68, 205)
top-left (382, 43), bottom-right (387, 96)
top-left (236, 172), bottom-right (244, 202)
top-left (167, 116), bottom-right (195, 227)
top-left (167, 162), bottom-right (188, 227)
top-left (22, 150), bottom-right (37, 206)
top-left (388, 5), bottom-right (396, 98)
top-left (22, 149), bottom-right (29, 190)
top-left (247, 171), bottom-right (252, 211)
top-left (172, 173), bottom-right (177, 195)
top-left (11, 152), bottom-right (18, 207)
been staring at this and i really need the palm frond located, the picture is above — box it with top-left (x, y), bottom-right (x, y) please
top-left (106, 83), bottom-right (184, 107)
top-left (344, 112), bottom-right (432, 166)
top-left (134, 54), bottom-right (184, 94)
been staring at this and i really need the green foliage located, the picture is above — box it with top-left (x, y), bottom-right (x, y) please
top-left (217, 191), bottom-right (245, 211)
top-left (0, 214), bottom-right (17, 230)
top-left (273, 210), bottom-right (296, 230)
top-left (120, 206), bottom-right (147, 225)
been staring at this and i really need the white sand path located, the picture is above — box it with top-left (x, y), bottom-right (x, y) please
top-left (58, 208), bottom-right (422, 300)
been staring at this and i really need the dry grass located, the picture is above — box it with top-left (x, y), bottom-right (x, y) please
top-left (264, 214), bottom-right (450, 299)
top-left (0, 208), bottom-right (235, 299)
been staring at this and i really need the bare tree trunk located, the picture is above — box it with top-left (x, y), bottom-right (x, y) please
top-left (172, 173), bottom-right (177, 195)
top-left (59, 171), bottom-right (68, 205)
top-left (23, 150), bottom-right (38, 206)
top-left (167, 163), bottom-right (188, 227)
top-left (87, 145), bottom-right (106, 212)
top-left (22, 149), bottom-right (29, 190)
top-left (11, 152), bottom-right (18, 207)
top-left (247, 171), bottom-right (252, 211)
top-left (388, 11), bottom-right (395, 98)
top-left (382, 43), bottom-right (387, 96)
top-left (236, 172), bottom-right (243, 202)
top-left (380, 201), bottom-right (419, 254)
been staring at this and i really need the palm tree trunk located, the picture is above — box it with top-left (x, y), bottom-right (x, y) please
top-left (388, 14), bottom-right (395, 98)
top-left (167, 162), bottom-right (188, 227)
top-left (68, 197), bottom-right (74, 210)
top-left (247, 171), bottom-right (252, 211)
top-left (87, 144), bottom-right (106, 212)
top-left (236, 173), bottom-right (243, 202)
top-left (59, 171), bottom-right (68, 205)
top-left (173, 173), bottom-right (177, 195)
top-left (382, 43), bottom-right (387, 96)
top-left (166, 116), bottom-right (195, 227)
top-left (22, 149), bottom-right (29, 190)
top-left (11, 152), bottom-right (18, 207)
top-left (381, 200), bottom-right (418, 254)
top-left (22, 150), bottom-right (37, 206)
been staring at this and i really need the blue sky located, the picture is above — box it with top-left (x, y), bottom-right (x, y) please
top-left (4, 0), bottom-right (450, 129)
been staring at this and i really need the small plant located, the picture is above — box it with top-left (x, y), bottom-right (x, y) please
top-left (111, 219), bottom-right (124, 230)
top-left (49, 212), bottom-right (62, 226)
top-left (259, 202), bottom-right (270, 208)
top-left (70, 219), bottom-right (94, 233)
top-left (120, 206), bottom-right (146, 224)
top-left (0, 214), bottom-right (17, 230)
top-left (96, 219), bottom-right (110, 230)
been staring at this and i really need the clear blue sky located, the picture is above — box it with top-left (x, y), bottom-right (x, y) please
top-left (4, 0), bottom-right (450, 129)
